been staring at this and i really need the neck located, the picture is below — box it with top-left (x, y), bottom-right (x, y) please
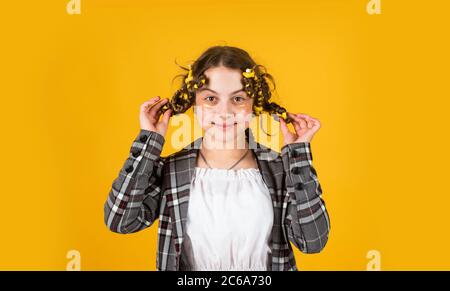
top-left (200, 132), bottom-right (249, 159)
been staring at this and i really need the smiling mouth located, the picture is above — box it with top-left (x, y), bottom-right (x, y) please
top-left (211, 122), bottom-right (237, 128)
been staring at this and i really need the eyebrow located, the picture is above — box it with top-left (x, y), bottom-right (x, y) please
top-left (197, 87), bottom-right (245, 95)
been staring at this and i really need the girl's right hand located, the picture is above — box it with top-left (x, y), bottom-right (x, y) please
top-left (139, 96), bottom-right (173, 138)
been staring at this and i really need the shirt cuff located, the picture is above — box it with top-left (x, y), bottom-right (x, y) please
top-left (130, 129), bottom-right (165, 161)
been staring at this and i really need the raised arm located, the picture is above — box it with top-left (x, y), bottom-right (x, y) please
top-left (281, 141), bottom-right (330, 253)
top-left (104, 96), bottom-right (173, 234)
top-left (104, 129), bottom-right (166, 234)
top-left (279, 112), bottom-right (331, 253)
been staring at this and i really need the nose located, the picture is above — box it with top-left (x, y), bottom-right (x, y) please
top-left (215, 101), bottom-right (235, 123)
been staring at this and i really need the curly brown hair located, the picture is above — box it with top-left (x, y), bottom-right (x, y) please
top-left (159, 45), bottom-right (292, 135)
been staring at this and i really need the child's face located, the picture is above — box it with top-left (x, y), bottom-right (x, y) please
top-left (194, 66), bottom-right (254, 143)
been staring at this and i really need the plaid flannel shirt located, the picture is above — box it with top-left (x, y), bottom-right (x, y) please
top-left (104, 128), bottom-right (330, 271)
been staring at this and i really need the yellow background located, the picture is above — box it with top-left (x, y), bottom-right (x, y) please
top-left (0, 0), bottom-right (449, 270)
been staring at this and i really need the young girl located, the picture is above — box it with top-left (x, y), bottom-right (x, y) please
top-left (104, 46), bottom-right (331, 271)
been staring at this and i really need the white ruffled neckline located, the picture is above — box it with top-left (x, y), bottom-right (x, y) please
top-left (194, 166), bottom-right (261, 179)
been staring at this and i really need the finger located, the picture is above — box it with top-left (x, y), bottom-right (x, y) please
top-left (304, 115), bottom-right (320, 128)
top-left (279, 117), bottom-right (290, 137)
top-left (140, 96), bottom-right (161, 112)
top-left (296, 114), bottom-right (313, 128)
top-left (312, 119), bottom-right (321, 129)
top-left (298, 117), bottom-right (308, 129)
top-left (288, 113), bottom-right (307, 130)
top-left (287, 114), bottom-right (303, 136)
top-left (155, 104), bottom-right (171, 122)
top-left (297, 113), bottom-right (319, 123)
top-left (161, 108), bottom-right (172, 125)
top-left (154, 107), bottom-right (163, 121)
top-left (143, 96), bottom-right (161, 107)
top-left (308, 119), bottom-right (320, 130)
top-left (149, 98), bottom-right (168, 117)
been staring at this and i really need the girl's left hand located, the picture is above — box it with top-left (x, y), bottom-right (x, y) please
top-left (279, 112), bottom-right (321, 146)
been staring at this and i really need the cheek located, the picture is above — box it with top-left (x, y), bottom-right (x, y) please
top-left (238, 102), bottom-right (253, 116)
top-left (241, 101), bottom-right (254, 114)
top-left (236, 101), bottom-right (254, 121)
top-left (194, 105), bottom-right (215, 127)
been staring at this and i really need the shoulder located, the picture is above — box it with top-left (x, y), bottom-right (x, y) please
top-left (160, 137), bottom-right (201, 163)
top-left (253, 142), bottom-right (283, 164)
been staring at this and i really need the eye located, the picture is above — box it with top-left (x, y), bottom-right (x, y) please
top-left (204, 96), bottom-right (216, 102)
top-left (233, 96), bottom-right (245, 102)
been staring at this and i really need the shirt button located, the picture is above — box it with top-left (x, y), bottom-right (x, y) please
top-left (295, 183), bottom-right (304, 191)
top-left (131, 149), bottom-right (140, 158)
top-left (291, 167), bottom-right (301, 175)
top-left (125, 165), bottom-right (134, 173)
top-left (140, 134), bottom-right (148, 142)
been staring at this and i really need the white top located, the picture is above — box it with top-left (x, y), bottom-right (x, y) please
top-left (180, 167), bottom-right (274, 271)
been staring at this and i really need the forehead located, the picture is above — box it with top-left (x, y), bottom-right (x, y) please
top-left (198, 66), bottom-right (244, 95)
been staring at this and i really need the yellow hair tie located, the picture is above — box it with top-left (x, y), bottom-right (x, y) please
top-left (254, 106), bottom-right (263, 114)
top-left (242, 68), bottom-right (255, 78)
top-left (185, 64), bottom-right (194, 84)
